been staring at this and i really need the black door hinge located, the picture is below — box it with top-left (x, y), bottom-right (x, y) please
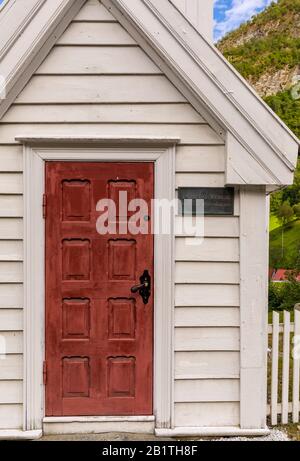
top-left (43, 194), bottom-right (47, 219)
top-left (43, 361), bottom-right (47, 385)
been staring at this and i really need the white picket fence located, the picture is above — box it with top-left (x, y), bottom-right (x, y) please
top-left (267, 307), bottom-right (300, 425)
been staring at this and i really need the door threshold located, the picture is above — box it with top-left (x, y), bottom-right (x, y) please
top-left (43, 416), bottom-right (155, 435)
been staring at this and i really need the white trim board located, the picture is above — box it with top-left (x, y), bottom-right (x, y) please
top-left (22, 140), bottom-right (175, 432)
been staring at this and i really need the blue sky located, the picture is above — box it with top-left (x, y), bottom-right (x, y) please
top-left (214, 0), bottom-right (276, 41)
top-left (0, 0), bottom-right (274, 42)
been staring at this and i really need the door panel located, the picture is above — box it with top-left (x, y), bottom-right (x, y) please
top-left (45, 162), bottom-right (154, 416)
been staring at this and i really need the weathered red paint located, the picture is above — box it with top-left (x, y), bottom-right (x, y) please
top-left (45, 162), bottom-right (154, 416)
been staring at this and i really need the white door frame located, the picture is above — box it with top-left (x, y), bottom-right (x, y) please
top-left (21, 139), bottom-right (176, 432)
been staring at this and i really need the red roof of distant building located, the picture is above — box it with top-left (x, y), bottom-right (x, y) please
top-left (271, 269), bottom-right (300, 282)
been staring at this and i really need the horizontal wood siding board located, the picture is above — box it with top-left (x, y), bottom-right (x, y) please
top-left (0, 196), bottom-right (23, 217)
top-left (36, 46), bottom-right (162, 75)
top-left (0, 309), bottom-right (23, 331)
top-left (74, 0), bottom-right (116, 22)
top-left (0, 219), bottom-right (23, 239)
top-left (174, 402), bottom-right (240, 427)
top-left (0, 241), bottom-right (23, 262)
top-left (0, 404), bottom-right (23, 429)
top-left (175, 262), bottom-right (239, 284)
top-left (0, 146), bottom-right (23, 171)
top-left (0, 262), bottom-right (23, 283)
top-left (0, 355), bottom-right (23, 379)
top-left (0, 284), bottom-right (23, 308)
top-left (3, 104), bottom-right (203, 124)
top-left (0, 332), bottom-right (23, 354)
top-left (175, 217), bottom-right (239, 238)
top-left (176, 173), bottom-right (225, 188)
top-left (58, 22), bottom-right (137, 45)
top-left (174, 379), bottom-right (240, 403)
top-left (176, 238), bottom-right (239, 262)
top-left (176, 146), bottom-right (225, 172)
top-left (175, 285), bottom-right (239, 307)
top-left (175, 327), bottom-right (240, 351)
top-left (175, 352), bottom-right (240, 379)
top-left (0, 125), bottom-right (222, 145)
top-left (0, 381), bottom-right (23, 404)
top-left (0, 174), bottom-right (22, 194)
top-left (175, 307), bottom-right (240, 327)
top-left (15, 76), bottom-right (186, 104)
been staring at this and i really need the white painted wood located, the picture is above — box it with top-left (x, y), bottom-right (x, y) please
top-left (175, 327), bottom-right (239, 351)
top-left (282, 310), bottom-right (291, 424)
top-left (0, 405), bottom-right (23, 429)
top-left (0, 146), bottom-right (23, 171)
top-left (171, 0), bottom-right (214, 41)
top-left (43, 419), bottom-right (154, 435)
top-left (15, 76), bottom-right (185, 103)
top-left (175, 262), bottom-right (239, 284)
top-left (1, 125), bottom-right (221, 146)
top-left (176, 173), bottom-right (224, 188)
top-left (156, 427), bottom-right (270, 437)
top-left (36, 46), bottom-right (161, 75)
top-left (239, 187), bottom-right (268, 429)
top-left (0, 355), bottom-right (22, 379)
top-left (174, 402), bottom-right (239, 427)
top-left (0, 174), bottom-right (22, 194)
top-left (23, 145), bottom-right (175, 431)
top-left (0, 332), bottom-right (22, 354)
top-left (175, 217), bottom-right (239, 237)
top-left (0, 381), bottom-right (23, 404)
top-left (271, 311), bottom-right (279, 426)
top-left (175, 284), bottom-right (239, 307)
top-left (58, 22), bottom-right (136, 45)
top-left (175, 307), bottom-right (240, 327)
top-left (74, 0), bottom-right (116, 22)
top-left (0, 284), bottom-right (23, 308)
top-left (0, 219), bottom-right (23, 239)
top-left (293, 309), bottom-right (300, 423)
top-left (0, 430), bottom-right (42, 440)
top-left (0, 262), bottom-right (23, 283)
top-left (176, 146), bottom-right (225, 172)
top-left (0, 241), bottom-right (23, 262)
top-left (174, 379), bottom-right (240, 403)
top-left (176, 238), bottom-right (239, 262)
top-left (4, 104), bottom-right (203, 124)
top-left (175, 351), bottom-right (240, 379)
top-left (0, 196), bottom-right (23, 217)
top-left (0, 309), bottom-right (23, 330)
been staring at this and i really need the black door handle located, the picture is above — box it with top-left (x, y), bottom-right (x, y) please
top-left (131, 270), bottom-right (151, 305)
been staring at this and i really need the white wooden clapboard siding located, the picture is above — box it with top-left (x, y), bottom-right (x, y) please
top-left (36, 46), bottom-right (162, 74)
top-left (2, 104), bottom-right (203, 124)
top-left (0, 404), bottom-right (23, 429)
top-left (0, 219), bottom-right (23, 239)
top-left (0, 332), bottom-right (23, 354)
top-left (175, 327), bottom-right (239, 351)
top-left (176, 238), bottom-right (239, 262)
top-left (0, 241), bottom-right (23, 261)
top-left (0, 284), bottom-right (23, 308)
top-left (175, 217), bottom-right (239, 237)
top-left (58, 22), bottom-right (136, 45)
top-left (175, 307), bottom-right (240, 327)
top-left (0, 196), bottom-right (23, 217)
top-left (0, 125), bottom-right (221, 146)
top-left (0, 146), bottom-right (23, 171)
top-left (0, 262), bottom-right (23, 283)
top-left (0, 381), bottom-right (23, 404)
top-left (175, 379), bottom-right (240, 403)
top-left (0, 309), bottom-right (23, 330)
top-left (175, 262), bottom-right (239, 284)
top-left (175, 352), bottom-right (240, 379)
top-left (0, 0), bottom-right (240, 430)
top-left (175, 402), bottom-right (240, 427)
top-left (0, 174), bottom-right (22, 193)
top-left (0, 355), bottom-right (23, 380)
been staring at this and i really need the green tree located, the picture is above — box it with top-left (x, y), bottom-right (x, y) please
top-left (275, 201), bottom-right (294, 257)
top-left (293, 203), bottom-right (300, 219)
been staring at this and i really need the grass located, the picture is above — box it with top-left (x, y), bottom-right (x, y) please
top-left (270, 214), bottom-right (281, 232)
top-left (277, 424), bottom-right (300, 440)
top-left (269, 219), bottom-right (300, 269)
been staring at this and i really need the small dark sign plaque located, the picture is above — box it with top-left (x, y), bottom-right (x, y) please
top-left (178, 187), bottom-right (234, 216)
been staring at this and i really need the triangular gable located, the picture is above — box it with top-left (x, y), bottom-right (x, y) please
top-left (0, 0), bottom-right (298, 186)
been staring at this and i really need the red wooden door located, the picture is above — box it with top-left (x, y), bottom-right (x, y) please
top-left (45, 162), bottom-right (154, 416)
